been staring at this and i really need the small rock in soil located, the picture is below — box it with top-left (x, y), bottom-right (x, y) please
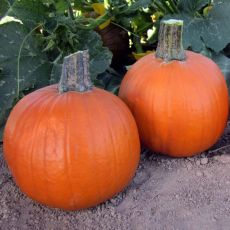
top-left (110, 208), bottom-right (116, 217)
top-left (200, 158), bottom-right (209, 165)
top-left (203, 170), bottom-right (212, 178)
top-left (175, 194), bottom-right (179, 199)
top-left (134, 171), bottom-right (150, 186)
top-left (196, 171), bottom-right (203, 177)
top-left (219, 154), bottom-right (230, 164)
top-left (186, 162), bottom-right (193, 171)
top-left (196, 160), bottom-right (201, 166)
top-left (109, 194), bottom-right (124, 206)
top-left (187, 157), bottom-right (195, 162)
top-left (213, 155), bottom-right (220, 161)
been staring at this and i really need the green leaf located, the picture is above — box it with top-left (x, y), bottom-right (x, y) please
top-left (8, 0), bottom-right (15, 4)
top-left (50, 63), bottom-right (62, 84)
top-left (0, 21), bottom-right (52, 137)
top-left (55, 0), bottom-right (69, 14)
top-left (164, 1), bottom-right (230, 52)
top-left (77, 30), bottom-right (112, 81)
top-left (120, 0), bottom-right (152, 14)
top-left (212, 53), bottom-right (230, 93)
top-left (42, 38), bottom-right (56, 52)
top-left (178, 0), bottom-right (209, 13)
top-left (0, 1), bottom-right (112, 140)
top-left (8, 0), bottom-right (49, 29)
top-left (50, 29), bottom-right (112, 84)
top-left (0, 0), bottom-right (10, 19)
top-left (97, 67), bottom-right (123, 94)
top-left (163, 14), bottom-right (205, 51)
top-left (203, 1), bottom-right (230, 52)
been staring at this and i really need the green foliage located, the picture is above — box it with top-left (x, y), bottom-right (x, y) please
top-left (96, 67), bottom-right (124, 94)
top-left (212, 53), bottom-right (230, 91)
top-left (84, 0), bottom-right (230, 54)
top-left (49, 28), bottom-right (112, 83)
top-left (8, 0), bottom-right (49, 29)
top-left (0, 0), bottom-right (112, 138)
top-left (0, 21), bottom-right (52, 137)
top-left (0, 0), bottom-right (10, 19)
top-left (178, 0), bottom-right (210, 13)
top-left (119, 0), bottom-right (152, 14)
top-left (164, 0), bottom-right (230, 52)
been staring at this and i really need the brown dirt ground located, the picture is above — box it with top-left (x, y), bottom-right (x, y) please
top-left (1, 123), bottom-right (230, 230)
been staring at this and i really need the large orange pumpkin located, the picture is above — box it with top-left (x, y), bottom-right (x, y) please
top-left (3, 51), bottom-right (140, 210)
top-left (119, 19), bottom-right (229, 157)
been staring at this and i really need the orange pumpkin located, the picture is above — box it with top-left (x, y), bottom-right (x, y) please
top-left (119, 19), bottom-right (229, 157)
top-left (3, 51), bottom-right (140, 210)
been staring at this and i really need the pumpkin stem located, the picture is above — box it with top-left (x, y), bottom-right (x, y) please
top-left (155, 19), bottom-right (186, 62)
top-left (58, 50), bottom-right (93, 93)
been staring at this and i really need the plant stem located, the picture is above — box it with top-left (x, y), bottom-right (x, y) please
top-left (167, 0), bottom-right (179, 13)
top-left (111, 22), bottom-right (140, 38)
top-left (208, 144), bottom-right (230, 153)
top-left (58, 50), bottom-right (93, 93)
top-left (155, 19), bottom-right (186, 62)
top-left (159, 0), bottom-right (174, 13)
top-left (152, 1), bottom-right (167, 13)
top-left (76, 12), bottom-right (111, 30)
top-left (66, 0), bottom-right (75, 20)
top-left (133, 36), bottom-right (143, 53)
top-left (17, 24), bottom-right (43, 98)
top-left (104, 0), bottom-right (110, 10)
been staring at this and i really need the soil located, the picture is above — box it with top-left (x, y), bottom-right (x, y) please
top-left (1, 123), bottom-right (230, 230)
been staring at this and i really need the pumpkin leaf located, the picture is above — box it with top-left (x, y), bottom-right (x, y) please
top-left (97, 67), bottom-right (124, 94)
top-left (54, 0), bottom-right (69, 14)
top-left (120, 0), bottom-right (152, 14)
top-left (49, 29), bottom-right (112, 84)
top-left (78, 30), bottom-right (112, 81)
top-left (167, 14), bottom-right (205, 51)
top-left (7, 0), bottom-right (49, 29)
top-left (212, 53), bottom-right (230, 93)
top-left (50, 63), bottom-right (62, 84)
top-left (202, 1), bottom-right (230, 52)
top-left (0, 0), bottom-right (10, 19)
top-left (178, 0), bottom-right (210, 13)
top-left (0, 21), bottom-right (52, 138)
top-left (164, 0), bottom-right (230, 52)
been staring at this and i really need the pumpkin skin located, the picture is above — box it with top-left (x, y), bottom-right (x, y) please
top-left (3, 85), bottom-right (140, 210)
top-left (119, 51), bottom-right (229, 157)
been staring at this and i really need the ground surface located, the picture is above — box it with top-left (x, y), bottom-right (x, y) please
top-left (1, 124), bottom-right (230, 230)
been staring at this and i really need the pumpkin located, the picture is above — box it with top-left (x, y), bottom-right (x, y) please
top-left (3, 50), bottom-right (140, 210)
top-left (119, 19), bottom-right (229, 157)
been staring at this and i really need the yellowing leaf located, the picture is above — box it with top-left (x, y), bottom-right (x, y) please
top-left (151, 12), bottom-right (164, 21)
top-left (203, 5), bottom-right (213, 16)
top-left (132, 51), bottom-right (154, 60)
top-left (92, 3), bottom-right (106, 15)
top-left (98, 20), bottom-right (110, 30)
top-left (92, 3), bottom-right (110, 30)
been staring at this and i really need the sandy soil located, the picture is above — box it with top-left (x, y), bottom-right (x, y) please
top-left (1, 123), bottom-right (230, 230)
